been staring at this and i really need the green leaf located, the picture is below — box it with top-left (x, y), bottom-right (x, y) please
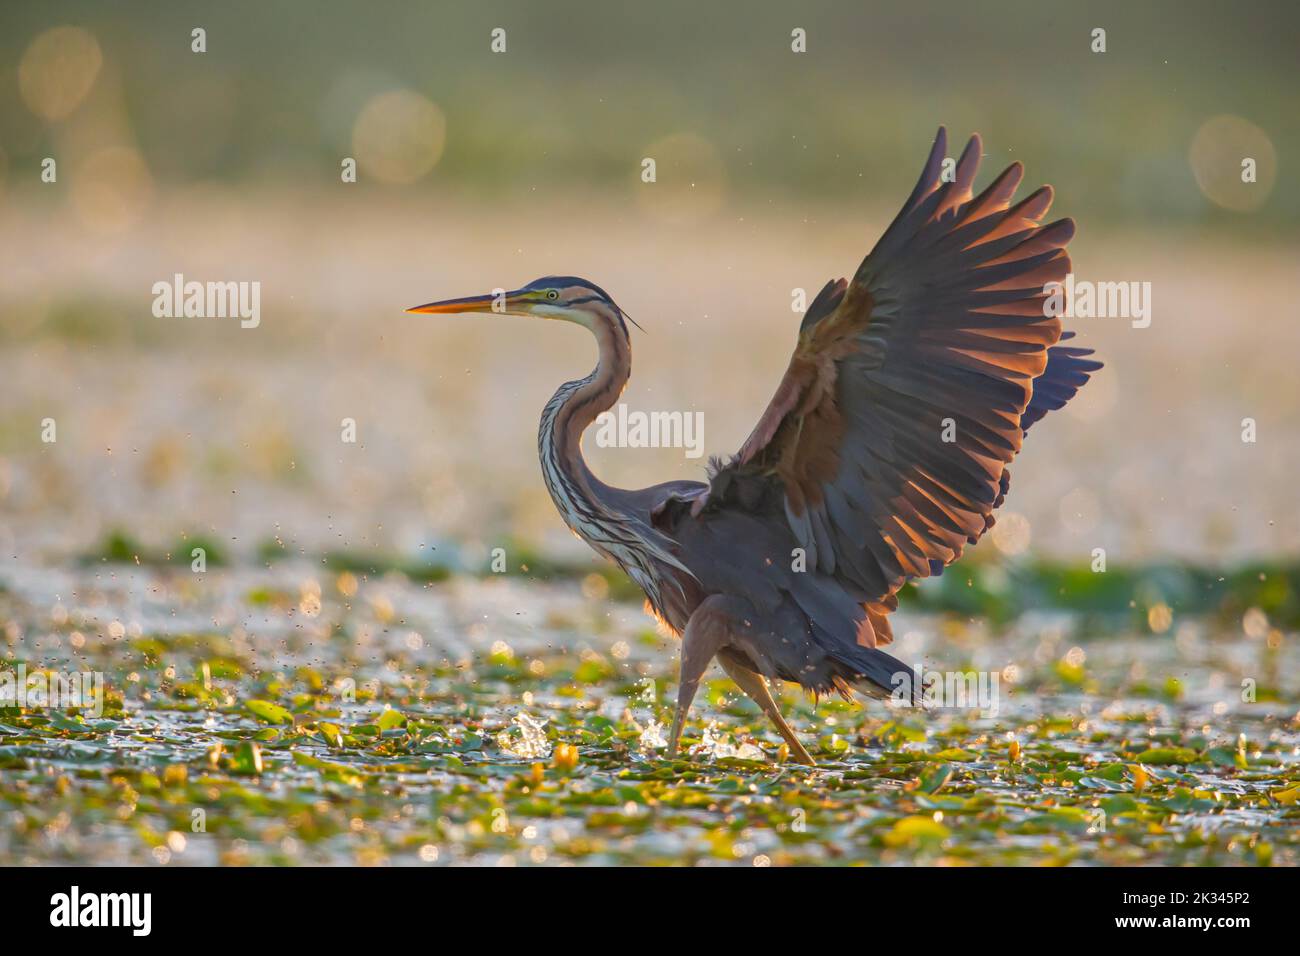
top-left (883, 815), bottom-right (951, 847)
top-left (1206, 747), bottom-right (1247, 769)
top-left (1134, 747), bottom-right (1198, 765)
top-left (932, 747), bottom-right (977, 762)
top-left (1100, 795), bottom-right (1139, 815)
top-left (48, 712), bottom-right (88, 732)
top-left (318, 721), bottom-right (344, 748)
top-left (230, 741), bottom-right (263, 774)
top-left (917, 763), bottom-right (953, 795)
top-left (246, 700), bottom-right (294, 725)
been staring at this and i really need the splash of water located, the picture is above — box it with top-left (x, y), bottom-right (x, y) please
top-left (689, 721), bottom-right (765, 761)
top-left (496, 711), bottom-right (551, 759)
top-left (638, 718), bottom-right (667, 752)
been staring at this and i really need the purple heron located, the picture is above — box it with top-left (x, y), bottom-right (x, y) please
top-left (408, 128), bottom-right (1101, 765)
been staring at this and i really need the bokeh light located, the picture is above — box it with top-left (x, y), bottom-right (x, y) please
top-left (19, 26), bottom-right (103, 121)
top-left (636, 132), bottom-right (727, 225)
top-left (1242, 607), bottom-right (1269, 639)
top-left (351, 89), bottom-right (446, 185)
top-left (1189, 115), bottom-right (1277, 212)
top-left (991, 511), bottom-right (1032, 556)
top-left (1147, 602), bottom-right (1173, 634)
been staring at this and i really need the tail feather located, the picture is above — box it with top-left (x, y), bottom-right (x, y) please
top-left (837, 646), bottom-right (922, 705)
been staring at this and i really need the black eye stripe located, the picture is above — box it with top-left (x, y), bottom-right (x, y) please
top-left (560, 295), bottom-right (630, 334)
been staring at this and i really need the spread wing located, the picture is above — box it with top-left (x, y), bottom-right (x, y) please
top-left (695, 127), bottom-right (1089, 602)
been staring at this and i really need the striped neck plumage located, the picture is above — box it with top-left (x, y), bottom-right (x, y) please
top-left (537, 304), bottom-right (630, 537)
top-left (535, 305), bottom-right (694, 608)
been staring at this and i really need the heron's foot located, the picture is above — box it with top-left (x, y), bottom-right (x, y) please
top-left (717, 653), bottom-right (816, 767)
top-left (666, 704), bottom-right (688, 759)
top-left (782, 735), bottom-right (817, 767)
top-left (666, 670), bottom-right (704, 760)
top-left (665, 596), bottom-right (737, 762)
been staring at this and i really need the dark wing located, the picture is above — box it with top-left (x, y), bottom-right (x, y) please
top-left (694, 127), bottom-right (1084, 603)
top-left (1021, 332), bottom-right (1102, 433)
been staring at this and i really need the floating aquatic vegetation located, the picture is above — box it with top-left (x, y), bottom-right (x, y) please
top-left (0, 562), bottom-right (1297, 866)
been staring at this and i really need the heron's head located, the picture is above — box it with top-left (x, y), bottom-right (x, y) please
top-left (407, 276), bottom-right (638, 336)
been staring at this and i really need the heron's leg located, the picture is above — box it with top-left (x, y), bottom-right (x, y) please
top-left (666, 597), bottom-right (732, 758)
top-left (718, 654), bottom-right (816, 766)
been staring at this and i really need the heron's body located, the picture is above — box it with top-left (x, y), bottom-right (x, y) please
top-left (410, 129), bottom-right (1102, 764)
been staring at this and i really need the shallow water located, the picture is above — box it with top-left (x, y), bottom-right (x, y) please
top-left (1, 560), bottom-right (1295, 866)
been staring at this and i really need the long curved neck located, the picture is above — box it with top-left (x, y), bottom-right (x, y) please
top-left (538, 306), bottom-right (630, 536)
top-left (537, 304), bottom-right (693, 611)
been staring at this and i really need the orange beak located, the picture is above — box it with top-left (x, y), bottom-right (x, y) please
top-left (406, 291), bottom-right (519, 315)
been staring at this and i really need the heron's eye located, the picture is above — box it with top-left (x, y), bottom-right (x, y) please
top-left (546, 290), bottom-right (559, 300)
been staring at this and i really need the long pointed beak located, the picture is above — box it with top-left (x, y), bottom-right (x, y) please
top-left (405, 292), bottom-right (503, 315)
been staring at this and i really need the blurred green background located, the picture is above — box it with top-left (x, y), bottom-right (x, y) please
top-left (1, 1), bottom-right (1297, 224)
top-left (1, 0), bottom-right (1297, 571)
